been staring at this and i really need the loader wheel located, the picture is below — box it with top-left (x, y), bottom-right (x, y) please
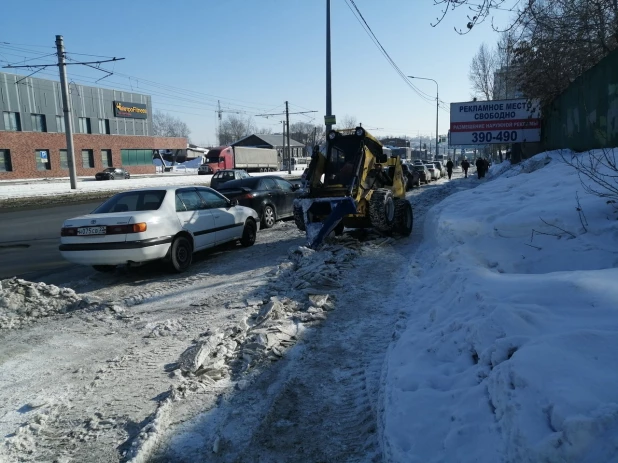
top-left (369, 188), bottom-right (396, 233)
top-left (393, 199), bottom-right (413, 236)
top-left (293, 202), bottom-right (306, 231)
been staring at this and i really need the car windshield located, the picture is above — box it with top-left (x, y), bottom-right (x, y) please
top-left (103, 168), bottom-right (115, 172)
top-left (92, 190), bottom-right (167, 213)
top-left (413, 166), bottom-right (424, 171)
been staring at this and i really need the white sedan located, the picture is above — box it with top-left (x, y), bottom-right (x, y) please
top-left (59, 186), bottom-right (259, 273)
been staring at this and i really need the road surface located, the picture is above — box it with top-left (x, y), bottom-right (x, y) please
top-left (0, 201), bottom-right (100, 280)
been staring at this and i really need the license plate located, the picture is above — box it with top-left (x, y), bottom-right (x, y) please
top-left (77, 226), bottom-right (106, 236)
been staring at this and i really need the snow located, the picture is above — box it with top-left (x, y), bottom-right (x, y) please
top-left (0, 170), bottom-right (297, 200)
top-left (2, 149), bottom-right (618, 462)
top-left (383, 149), bottom-right (618, 463)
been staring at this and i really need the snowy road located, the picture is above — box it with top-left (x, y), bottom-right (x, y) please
top-left (0, 171), bottom-right (473, 463)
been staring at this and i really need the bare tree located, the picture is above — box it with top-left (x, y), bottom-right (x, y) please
top-left (469, 43), bottom-right (496, 101)
top-left (152, 110), bottom-right (191, 140)
top-left (338, 115), bottom-right (358, 130)
top-left (217, 115), bottom-right (257, 146)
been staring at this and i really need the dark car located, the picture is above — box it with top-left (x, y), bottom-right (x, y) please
top-left (412, 164), bottom-right (430, 184)
top-left (216, 176), bottom-right (303, 229)
top-left (197, 164), bottom-right (213, 175)
top-left (95, 167), bottom-right (130, 181)
top-left (401, 163), bottom-right (421, 189)
top-left (210, 169), bottom-right (250, 189)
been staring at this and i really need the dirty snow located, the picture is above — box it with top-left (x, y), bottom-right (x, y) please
top-left (383, 149), bottom-right (618, 463)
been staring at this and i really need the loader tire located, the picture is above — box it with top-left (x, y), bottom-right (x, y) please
top-left (393, 199), bottom-right (413, 236)
top-left (293, 202), bottom-right (306, 231)
top-left (369, 188), bottom-right (396, 233)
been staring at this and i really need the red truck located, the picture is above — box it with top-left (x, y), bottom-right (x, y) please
top-left (199, 146), bottom-right (279, 174)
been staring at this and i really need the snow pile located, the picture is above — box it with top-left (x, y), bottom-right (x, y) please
top-left (144, 319), bottom-right (185, 338)
top-left (0, 278), bottom-right (97, 329)
top-left (383, 149), bottom-right (618, 463)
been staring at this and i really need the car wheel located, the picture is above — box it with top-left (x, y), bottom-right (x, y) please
top-left (240, 219), bottom-right (257, 247)
top-left (92, 265), bottom-right (116, 273)
top-left (169, 236), bottom-right (193, 273)
top-left (109, 174), bottom-right (115, 180)
top-left (261, 205), bottom-right (276, 228)
top-left (125, 173), bottom-right (130, 179)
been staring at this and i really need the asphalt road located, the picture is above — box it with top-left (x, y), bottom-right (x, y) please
top-left (0, 201), bottom-right (101, 281)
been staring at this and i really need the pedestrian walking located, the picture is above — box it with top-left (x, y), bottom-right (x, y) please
top-left (461, 158), bottom-right (470, 178)
top-left (475, 158), bottom-right (484, 179)
top-left (446, 159), bottom-right (454, 180)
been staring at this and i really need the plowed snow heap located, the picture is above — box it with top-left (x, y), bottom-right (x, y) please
top-left (0, 278), bottom-right (89, 329)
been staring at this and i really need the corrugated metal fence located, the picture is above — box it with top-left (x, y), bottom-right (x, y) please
top-left (543, 49), bottom-right (618, 151)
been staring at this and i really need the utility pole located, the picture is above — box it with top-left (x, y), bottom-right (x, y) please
top-left (3, 35), bottom-right (124, 190)
top-left (282, 120), bottom-right (286, 171)
top-left (408, 75), bottom-right (439, 160)
top-left (56, 36), bottom-right (78, 190)
top-left (326, 0), bottom-right (333, 132)
top-left (285, 101), bottom-right (291, 174)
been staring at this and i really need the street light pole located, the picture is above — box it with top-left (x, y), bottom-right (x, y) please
top-left (326, 0), bottom-right (332, 133)
top-left (408, 76), bottom-right (439, 159)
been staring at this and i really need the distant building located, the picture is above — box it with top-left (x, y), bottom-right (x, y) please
top-left (0, 71), bottom-right (185, 180)
top-left (232, 133), bottom-right (305, 167)
top-left (379, 137), bottom-right (409, 148)
top-left (493, 66), bottom-right (523, 100)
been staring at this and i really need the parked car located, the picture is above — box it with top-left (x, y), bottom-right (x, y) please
top-left (59, 186), bottom-right (259, 273)
top-left (412, 164), bottom-right (430, 184)
top-left (210, 169), bottom-right (250, 189)
top-left (95, 167), bottom-right (130, 181)
top-left (215, 176), bottom-right (303, 229)
top-left (413, 159), bottom-right (424, 165)
top-left (433, 161), bottom-right (446, 177)
top-left (425, 164), bottom-right (440, 181)
top-left (401, 163), bottom-right (421, 189)
top-left (197, 164), bottom-right (213, 175)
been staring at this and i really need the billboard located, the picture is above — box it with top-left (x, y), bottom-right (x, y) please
top-left (449, 98), bottom-right (541, 145)
top-left (113, 101), bottom-right (148, 119)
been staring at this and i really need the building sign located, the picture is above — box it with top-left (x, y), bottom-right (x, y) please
top-left (449, 98), bottom-right (541, 145)
top-left (113, 101), bottom-right (148, 119)
top-left (39, 150), bottom-right (47, 160)
top-left (324, 115), bottom-right (336, 125)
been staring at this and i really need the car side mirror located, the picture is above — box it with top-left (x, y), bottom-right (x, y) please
top-left (229, 199), bottom-right (238, 207)
top-left (292, 183), bottom-right (301, 190)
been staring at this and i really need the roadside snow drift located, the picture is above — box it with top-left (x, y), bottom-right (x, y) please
top-left (383, 150), bottom-right (618, 463)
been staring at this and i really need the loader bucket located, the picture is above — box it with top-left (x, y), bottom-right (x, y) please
top-left (298, 197), bottom-right (357, 249)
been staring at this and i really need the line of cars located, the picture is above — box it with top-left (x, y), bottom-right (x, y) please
top-left (59, 169), bottom-right (304, 273)
top-left (401, 159), bottom-right (447, 188)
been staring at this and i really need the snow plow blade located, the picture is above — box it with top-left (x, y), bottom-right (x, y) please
top-left (299, 197), bottom-right (357, 249)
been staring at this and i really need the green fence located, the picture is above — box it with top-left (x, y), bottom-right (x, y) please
top-left (543, 49), bottom-right (618, 151)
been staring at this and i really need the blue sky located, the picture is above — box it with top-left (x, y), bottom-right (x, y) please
top-left (0, 0), bottom-right (511, 145)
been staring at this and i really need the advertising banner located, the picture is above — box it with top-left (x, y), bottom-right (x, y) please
top-left (449, 98), bottom-right (541, 145)
top-left (113, 101), bottom-right (148, 119)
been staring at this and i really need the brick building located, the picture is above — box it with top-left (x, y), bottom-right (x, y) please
top-left (0, 72), bottom-right (185, 180)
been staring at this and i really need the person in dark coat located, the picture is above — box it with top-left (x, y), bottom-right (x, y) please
top-left (461, 158), bottom-right (470, 178)
top-left (482, 158), bottom-right (490, 178)
top-left (476, 158), bottom-right (484, 179)
top-left (446, 159), bottom-right (454, 179)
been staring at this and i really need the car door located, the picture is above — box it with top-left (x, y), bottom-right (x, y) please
top-left (260, 177), bottom-right (282, 216)
top-left (196, 188), bottom-right (242, 243)
top-left (175, 188), bottom-right (216, 250)
top-left (273, 178), bottom-right (296, 216)
top-left (114, 168), bottom-right (124, 180)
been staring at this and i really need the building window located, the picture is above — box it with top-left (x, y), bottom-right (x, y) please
top-left (101, 149), bottom-right (112, 167)
top-left (3, 112), bottom-right (21, 131)
top-left (98, 119), bottom-right (110, 135)
top-left (121, 149), bottom-right (154, 166)
top-left (81, 149), bottom-right (94, 168)
top-left (31, 114), bottom-right (47, 132)
top-left (0, 149), bottom-right (12, 172)
top-left (56, 115), bottom-right (65, 133)
top-left (36, 150), bottom-right (51, 171)
top-left (60, 150), bottom-right (68, 169)
top-left (78, 117), bottom-right (91, 134)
